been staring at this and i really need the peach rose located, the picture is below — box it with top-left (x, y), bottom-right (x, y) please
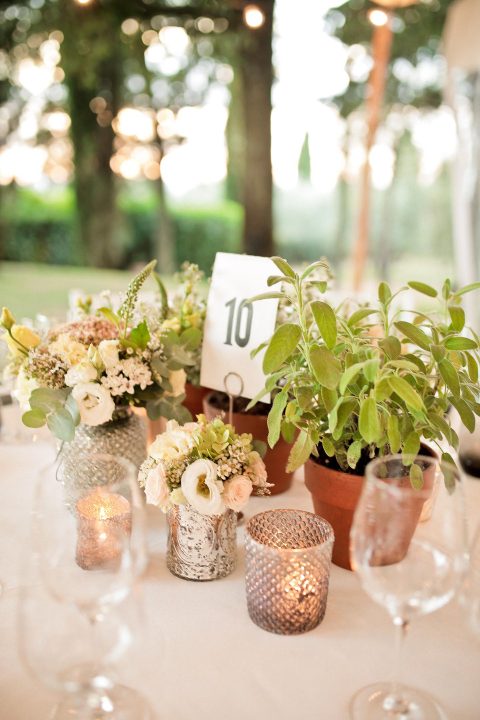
top-left (222, 474), bottom-right (253, 512)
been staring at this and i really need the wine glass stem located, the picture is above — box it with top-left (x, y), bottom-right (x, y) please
top-left (383, 616), bottom-right (410, 714)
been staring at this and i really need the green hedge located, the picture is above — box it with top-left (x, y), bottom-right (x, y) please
top-left (3, 189), bottom-right (243, 274)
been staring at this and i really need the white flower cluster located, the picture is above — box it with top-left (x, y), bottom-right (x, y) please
top-left (101, 357), bottom-right (153, 397)
top-left (138, 418), bottom-right (269, 517)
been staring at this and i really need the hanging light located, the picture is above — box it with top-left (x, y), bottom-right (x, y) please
top-left (243, 4), bottom-right (265, 29)
top-left (368, 8), bottom-right (390, 26)
top-left (75, 0), bottom-right (94, 5)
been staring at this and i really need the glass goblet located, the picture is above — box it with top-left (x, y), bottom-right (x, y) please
top-left (32, 452), bottom-right (151, 720)
top-left (349, 454), bottom-right (468, 720)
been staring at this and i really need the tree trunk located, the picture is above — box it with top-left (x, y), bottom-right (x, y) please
top-left (155, 173), bottom-right (175, 274)
top-left (239, 0), bottom-right (274, 257)
top-left (226, 69), bottom-right (246, 203)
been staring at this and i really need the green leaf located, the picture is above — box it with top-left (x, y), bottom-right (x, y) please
top-left (444, 337), bottom-right (478, 351)
top-left (339, 361), bottom-right (367, 394)
top-left (408, 281), bottom-right (438, 298)
top-left (442, 278), bottom-right (452, 300)
top-left (310, 346), bottom-right (342, 390)
top-left (118, 260), bottom-right (157, 326)
top-left (402, 431), bottom-right (420, 465)
top-left (321, 386), bottom-right (337, 413)
top-left (267, 391), bottom-right (288, 448)
top-left (322, 436), bottom-right (335, 457)
top-left (450, 397), bottom-right (476, 433)
top-left (379, 336), bottom-right (401, 359)
top-left (310, 301), bottom-right (337, 350)
top-left (363, 359), bottom-right (379, 383)
top-left (97, 307), bottom-right (120, 327)
top-left (128, 320), bottom-right (150, 350)
top-left (376, 376), bottom-right (392, 402)
top-left (153, 272), bottom-right (169, 319)
top-left (431, 344), bottom-right (446, 363)
top-left (347, 440), bottom-right (362, 469)
top-left (286, 430), bottom-right (315, 472)
top-left (348, 308), bottom-right (379, 327)
top-left (438, 359), bottom-right (460, 397)
top-left (249, 291), bottom-right (285, 303)
top-left (263, 323), bottom-right (301, 374)
top-left (332, 398), bottom-right (357, 440)
top-left (358, 395), bottom-right (381, 444)
top-left (448, 306), bottom-right (465, 332)
top-left (280, 420), bottom-right (296, 444)
top-left (271, 256), bottom-right (296, 279)
top-left (465, 352), bottom-right (479, 383)
top-left (22, 408), bottom-right (46, 428)
top-left (179, 327), bottom-right (202, 350)
top-left (267, 275), bottom-right (286, 287)
top-left (454, 281), bottom-right (480, 297)
top-left (409, 463), bottom-right (424, 489)
top-left (394, 321), bottom-right (431, 351)
top-left (65, 393), bottom-right (80, 427)
top-left (47, 408), bottom-right (75, 442)
top-left (378, 281), bottom-right (392, 305)
top-left (29, 387), bottom-right (69, 413)
top-left (441, 452), bottom-right (457, 493)
top-left (388, 376), bottom-right (424, 412)
top-left (300, 259), bottom-right (330, 280)
top-left (387, 414), bottom-right (401, 453)
top-left (429, 413), bottom-right (452, 443)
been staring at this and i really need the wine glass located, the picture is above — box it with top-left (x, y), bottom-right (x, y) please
top-left (30, 452), bottom-right (151, 720)
top-left (349, 454), bottom-right (468, 720)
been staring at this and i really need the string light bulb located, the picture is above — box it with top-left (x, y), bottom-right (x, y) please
top-left (368, 8), bottom-right (390, 26)
top-left (243, 4), bottom-right (265, 29)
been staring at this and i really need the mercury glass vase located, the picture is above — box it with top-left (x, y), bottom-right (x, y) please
top-left (59, 408), bottom-right (147, 508)
top-left (166, 504), bottom-right (237, 581)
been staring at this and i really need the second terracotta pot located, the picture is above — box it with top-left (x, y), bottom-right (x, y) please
top-left (304, 445), bottom-right (437, 571)
top-left (184, 382), bottom-right (210, 419)
top-left (203, 392), bottom-right (293, 496)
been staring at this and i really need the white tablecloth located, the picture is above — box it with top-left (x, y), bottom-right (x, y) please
top-left (0, 405), bottom-right (479, 720)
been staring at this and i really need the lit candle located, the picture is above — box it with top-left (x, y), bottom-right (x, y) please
top-left (76, 489), bottom-right (132, 570)
top-left (283, 563), bottom-right (319, 610)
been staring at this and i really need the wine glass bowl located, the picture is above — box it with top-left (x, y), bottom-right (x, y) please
top-left (349, 455), bottom-right (468, 720)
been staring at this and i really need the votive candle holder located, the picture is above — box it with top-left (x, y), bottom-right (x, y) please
top-left (245, 509), bottom-right (334, 635)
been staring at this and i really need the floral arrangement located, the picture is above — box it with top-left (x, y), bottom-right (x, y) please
top-left (138, 415), bottom-right (270, 516)
top-left (1, 261), bottom-right (201, 441)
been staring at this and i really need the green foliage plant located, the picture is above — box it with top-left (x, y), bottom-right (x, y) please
top-left (250, 257), bottom-right (480, 486)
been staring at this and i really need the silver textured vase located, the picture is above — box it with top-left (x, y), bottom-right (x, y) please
top-left (167, 504), bottom-right (237, 581)
top-left (59, 409), bottom-right (147, 507)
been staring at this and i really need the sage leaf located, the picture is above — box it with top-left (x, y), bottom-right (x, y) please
top-left (268, 391), bottom-right (288, 448)
top-left (359, 395), bottom-right (381, 444)
top-left (263, 323), bottom-right (301, 374)
top-left (311, 301), bottom-right (337, 349)
top-left (388, 376), bottom-right (424, 412)
top-left (286, 430), bottom-right (315, 472)
top-left (448, 306), bottom-right (465, 332)
top-left (322, 436), bottom-right (335, 457)
top-left (441, 452), bottom-right (457, 493)
top-left (378, 281), bottom-right (392, 305)
top-left (454, 281), bottom-right (480, 297)
top-left (387, 414), bottom-right (401, 453)
top-left (466, 352), bottom-right (479, 383)
top-left (347, 440), bottom-right (362, 469)
top-left (339, 361), bottom-right (367, 394)
top-left (402, 431), bottom-right (420, 465)
top-left (22, 408), bottom-right (47, 428)
top-left (310, 346), bottom-right (342, 390)
top-left (444, 337), bottom-right (478, 351)
top-left (409, 463), bottom-right (424, 489)
top-left (379, 336), bottom-right (401, 359)
top-left (272, 256), bottom-right (296, 278)
top-left (348, 308), bottom-right (378, 327)
top-left (394, 321), bottom-right (431, 351)
top-left (321, 386), bottom-right (338, 413)
top-left (438, 359), bottom-right (460, 397)
top-left (450, 397), bottom-right (476, 433)
top-left (281, 420), bottom-right (296, 444)
top-left (408, 281), bottom-right (438, 298)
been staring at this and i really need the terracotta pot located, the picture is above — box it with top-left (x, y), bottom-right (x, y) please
top-left (304, 444), bottom-right (436, 571)
top-left (203, 392), bottom-right (293, 496)
top-left (184, 383), bottom-right (210, 419)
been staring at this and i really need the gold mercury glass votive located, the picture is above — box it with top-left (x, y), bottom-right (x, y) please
top-left (76, 489), bottom-right (132, 570)
top-left (245, 509), bottom-right (334, 635)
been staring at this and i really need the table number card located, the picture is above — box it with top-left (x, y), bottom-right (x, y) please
top-left (200, 252), bottom-right (280, 401)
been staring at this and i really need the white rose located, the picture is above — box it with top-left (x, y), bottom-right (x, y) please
top-left (149, 419), bottom-right (195, 462)
top-left (181, 458), bottom-right (225, 516)
top-left (64, 359), bottom-right (97, 387)
top-left (49, 333), bottom-right (87, 365)
top-left (98, 339), bottom-right (120, 369)
top-left (72, 382), bottom-right (115, 426)
top-left (168, 369), bottom-right (186, 397)
top-left (222, 474), bottom-right (253, 512)
top-left (144, 463), bottom-right (170, 510)
top-left (12, 367), bottom-right (39, 410)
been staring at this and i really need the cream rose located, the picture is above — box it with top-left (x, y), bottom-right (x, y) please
top-left (149, 419), bottom-right (194, 462)
top-left (222, 474), bottom-right (253, 512)
top-left (168, 369), bottom-right (186, 397)
top-left (144, 463), bottom-right (170, 510)
top-left (181, 458), bottom-right (225, 516)
top-left (50, 333), bottom-right (87, 365)
top-left (98, 339), bottom-right (120, 369)
top-left (65, 359), bottom-right (98, 387)
top-left (71, 382), bottom-right (115, 426)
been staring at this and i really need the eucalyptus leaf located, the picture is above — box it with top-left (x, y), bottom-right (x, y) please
top-left (22, 408), bottom-right (47, 428)
top-left (47, 408), bottom-right (75, 442)
top-left (65, 393), bottom-right (80, 426)
top-left (29, 387), bottom-right (69, 413)
top-left (263, 323), bottom-right (301, 374)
